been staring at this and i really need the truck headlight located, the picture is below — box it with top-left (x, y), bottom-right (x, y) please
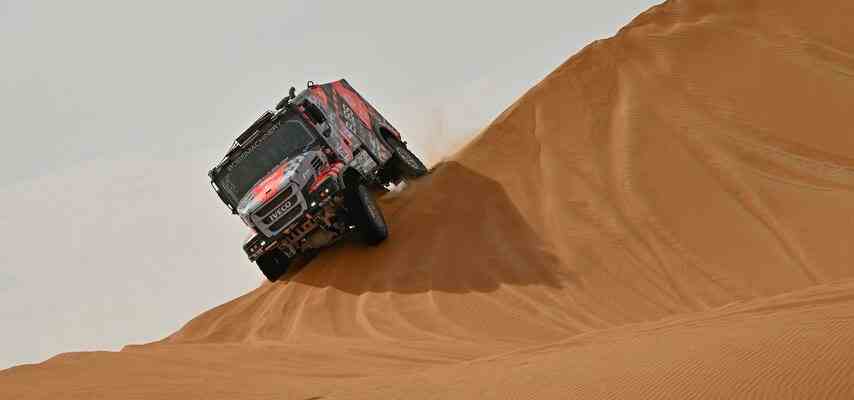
top-left (309, 177), bottom-right (340, 204)
top-left (243, 235), bottom-right (269, 259)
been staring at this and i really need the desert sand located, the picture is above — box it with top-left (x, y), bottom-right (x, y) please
top-left (4, 0), bottom-right (854, 398)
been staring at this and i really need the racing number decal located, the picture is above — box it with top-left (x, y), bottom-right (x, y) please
top-left (329, 81), bottom-right (393, 164)
top-left (341, 100), bottom-right (360, 137)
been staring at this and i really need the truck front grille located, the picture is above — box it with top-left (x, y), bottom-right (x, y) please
top-left (252, 184), bottom-right (305, 237)
top-left (269, 204), bottom-right (303, 232)
top-left (256, 185), bottom-right (295, 217)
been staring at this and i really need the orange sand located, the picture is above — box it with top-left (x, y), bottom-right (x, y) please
top-left (4, 0), bottom-right (854, 398)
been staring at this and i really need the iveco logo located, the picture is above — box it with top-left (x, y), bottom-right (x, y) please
top-left (269, 200), bottom-right (294, 221)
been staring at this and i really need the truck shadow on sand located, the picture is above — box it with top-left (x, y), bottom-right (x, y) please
top-left (281, 161), bottom-right (568, 295)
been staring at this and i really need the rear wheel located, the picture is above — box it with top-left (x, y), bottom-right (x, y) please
top-left (386, 135), bottom-right (428, 179)
top-left (256, 249), bottom-right (291, 282)
top-left (346, 183), bottom-right (388, 245)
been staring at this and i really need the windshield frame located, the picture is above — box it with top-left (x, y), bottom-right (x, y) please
top-left (212, 115), bottom-right (317, 207)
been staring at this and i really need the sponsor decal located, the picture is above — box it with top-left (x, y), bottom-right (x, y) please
top-left (269, 200), bottom-right (294, 221)
top-left (340, 100), bottom-right (360, 136)
top-left (332, 81), bottom-right (372, 129)
top-left (311, 86), bottom-right (329, 108)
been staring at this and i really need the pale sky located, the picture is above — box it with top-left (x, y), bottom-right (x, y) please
top-left (0, 0), bottom-right (658, 368)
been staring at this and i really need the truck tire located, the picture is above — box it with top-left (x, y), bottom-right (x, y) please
top-left (346, 183), bottom-right (388, 245)
top-left (386, 135), bottom-right (428, 179)
top-left (256, 249), bottom-right (291, 282)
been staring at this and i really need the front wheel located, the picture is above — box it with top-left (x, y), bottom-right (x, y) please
top-left (346, 183), bottom-right (388, 245)
top-left (386, 135), bottom-right (428, 179)
top-left (256, 249), bottom-right (291, 282)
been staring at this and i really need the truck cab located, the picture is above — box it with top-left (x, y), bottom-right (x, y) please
top-left (208, 80), bottom-right (427, 281)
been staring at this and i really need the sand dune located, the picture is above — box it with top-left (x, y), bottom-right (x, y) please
top-left (4, 0), bottom-right (854, 398)
top-left (342, 279), bottom-right (854, 399)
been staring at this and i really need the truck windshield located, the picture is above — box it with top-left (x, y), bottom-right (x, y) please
top-left (216, 119), bottom-right (315, 205)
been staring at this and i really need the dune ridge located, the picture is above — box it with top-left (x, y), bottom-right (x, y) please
top-left (3, 0), bottom-right (854, 398)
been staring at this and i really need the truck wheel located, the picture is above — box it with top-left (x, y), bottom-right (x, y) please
top-left (346, 183), bottom-right (388, 245)
top-left (256, 249), bottom-right (291, 282)
top-left (386, 135), bottom-right (428, 179)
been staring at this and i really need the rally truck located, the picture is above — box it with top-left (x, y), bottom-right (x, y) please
top-left (208, 80), bottom-right (428, 281)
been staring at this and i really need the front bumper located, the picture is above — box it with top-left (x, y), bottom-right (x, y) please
top-left (243, 180), bottom-right (343, 261)
top-left (243, 232), bottom-right (276, 261)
